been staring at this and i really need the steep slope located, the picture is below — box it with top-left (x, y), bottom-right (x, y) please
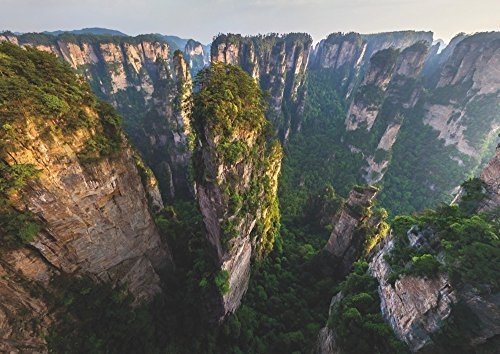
top-left (321, 185), bottom-right (385, 277)
top-left (184, 39), bottom-right (210, 76)
top-left (286, 30), bottom-right (498, 216)
top-left (479, 145), bottom-right (500, 213)
top-left (309, 32), bottom-right (366, 99)
top-left (379, 32), bottom-right (500, 213)
top-left (346, 42), bottom-right (429, 183)
top-left (310, 30), bottom-right (433, 100)
top-left (191, 63), bottom-right (282, 320)
top-left (421, 33), bottom-right (468, 84)
top-left (317, 147), bottom-right (500, 353)
top-left (0, 31), bottom-right (194, 202)
top-left (0, 43), bottom-right (171, 351)
top-left (282, 31), bottom-right (435, 219)
top-left (361, 31), bottom-right (433, 62)
top-left (212, 33), bottom-right (312, 140)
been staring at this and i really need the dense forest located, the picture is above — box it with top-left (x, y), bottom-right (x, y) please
top-left (0, 28), bottom-right (499, 354)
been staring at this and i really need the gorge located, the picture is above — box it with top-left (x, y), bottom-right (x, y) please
top-left (0, 26), bottom-right (498, 353)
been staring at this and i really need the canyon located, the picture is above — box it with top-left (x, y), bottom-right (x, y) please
top-left (0, 27), bottom-right (498, 353)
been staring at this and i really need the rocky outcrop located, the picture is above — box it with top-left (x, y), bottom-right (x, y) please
top-left (310, 31), bottom-right (432, 100)
top-left (479, 145), bottom-right (500, 213)
top-left (422, 32), bottom-right (500, 158)
top-left (361, 31), bottom-right (433, 62)
top-left (184, 39), bottom-right (210, 76)
top-left (345, 42), bottom-right (428, 132)
top-left (315, 327), bottom-right (340, 354)
top-left (315, 38), bottom-right (430, 185)
top-left (310, 32), bottom-right (366, 98)
top-left (315, 293), bottom-right (343, 354)
top-left (368, 232), bottom-right (500, 352)
top-left (305, 31), bottom-right (498, 214)
top-left (345, 47), bottom-right (400, 131)
top-left (7, 134), bottom-right (171, 299)
top-left (191, 63), bottom-right (282, 321)
top-left (376, 31), bottom-right (499, 214)
top-left (369, 238), bottom-right (456, 351)
top-left (0, 32), bottom-right (194, 202)
top-left (322, 186), bottom-right (380, 277)
top-left (138, 50), bottom-right (193, 200)
top-left (356, 42), bottom-right (429, 183)
top-left (0, 43), bottom-right (172, 350)
top-left (211, 33), bottom-right (312, 140)
top-left (422, 33), bottom-right (468, 83)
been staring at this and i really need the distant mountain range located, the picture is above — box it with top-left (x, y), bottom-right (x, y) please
top-left (43, 27), bottom-right (128, 37)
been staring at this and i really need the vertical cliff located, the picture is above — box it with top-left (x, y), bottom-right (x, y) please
top-left (317, 148), bottom-right (500, 353)
top-left (0, 32), bottom-right (194, 202)
top-left (138, 50), bottom-right (193, 200)
top-left (368, 212), bottom-right (500, 351)
top-left (421, 33), bottom-right (468, 84)
top-left (306, 30), bottom-right (499, 215)
top-left (191, 63), bottom-right (282, 320)
top-left (361, 31), bottom-right (433, 62)
top-left (184, 39), bottom-right (210, 77)
top-left (350, 42), bottom-right (429, 183)
top-left (211, 33), bottom-right (312, 140)
top-left (310, 31), bottom-right (433, 100)
top-left (479, 145), bottom-right (500, 213)
top-left (0, 43), bottom-right (172, 351)
top-left (322, 185), bottom-right (384, 277)
top-left (379, 32), bottom-right (500, 213)
top-left (309, 32), bottom-right (366, 98)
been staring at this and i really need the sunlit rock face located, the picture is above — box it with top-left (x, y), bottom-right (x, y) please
top-left (0, 43), bottom-right (172, 351)
top-left (0, 32), bottom-right (194, 202)
top-left (368, 234), bottom-right (500, 352)
top-left (322, 186), bottom-right (379, 277)
top-left (212, 33), bottom-right (312, 140)
top-left (422, 33), bottom-right (500, 158)
top-left (191, 64), bottom-right (282, 321)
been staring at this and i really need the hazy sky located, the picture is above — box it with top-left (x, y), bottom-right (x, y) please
top-left (1, 0), bottom-right (498, 43)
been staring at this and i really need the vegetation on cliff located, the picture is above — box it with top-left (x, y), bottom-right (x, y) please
top-left (0, 42), bottom-right (122, 248)
top-left (191, 62), bottom-right (282, 257)
top-left (385, 177), bottom-right (499, 291)
top-left (327, 261), bottom-right (407, 353)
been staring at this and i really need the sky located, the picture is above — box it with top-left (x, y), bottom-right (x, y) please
top-left (0, 0), bottom-right (498, 44)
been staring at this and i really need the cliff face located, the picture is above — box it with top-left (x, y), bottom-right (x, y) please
top-left (322, 186), bottom-right (381, 277)
top-left (422, 32), bottom-right (500, 158)
top-left (184, 39), bottom-right (210, 77)
top-left (361, 31), bottom-right (433, 62)
top-left (7, 131), bottom-right (170, 298)
top-left (191, 63), bottom-right (282, 320)
top-left (369, 238), bottom-right (456, 351)
top-left (479, 145), bottom-right (500, 213)
top-left (373, 32), bottom-right (499, 213)
top-left (317, 146), bottom-right (500, 353)
top-left (211, 33), bottom-right (312, 140)
top-left (138, 50), bottom-right (193, 200)
top-left (309, 32), bottom-right (366, 98)
top-left (0, 32), bottom-right (194, 202)
top-left (0, 248), bottom-right (54, 352)
top-left (310, 31), bottom-right (432, 99)
top-left (0, 43), bottom-right (171, 351)
top-left (368, 230), bottom-right (500, 352)
top-left (347, 42), bottom-right (429, 183)
top-left (422, 33), bottom-right (468, 83)
top-left (302, 31), bottom-right (498, 215)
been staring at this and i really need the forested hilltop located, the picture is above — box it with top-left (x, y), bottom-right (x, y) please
top-left (0, 28), bottom-right (498, 353)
